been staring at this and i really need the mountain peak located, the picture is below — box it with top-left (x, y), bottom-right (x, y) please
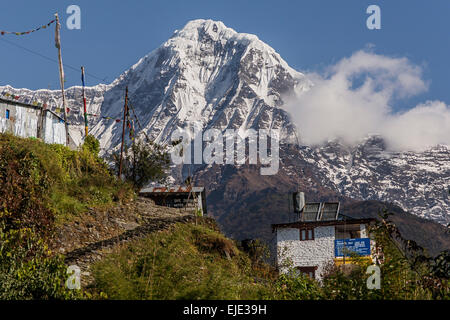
top-left (171, 19), bottom-right (259, 45)
top-left (1, 20), bottom-right (448, 226)
top-left (1, 18), bottom-right (309, 149)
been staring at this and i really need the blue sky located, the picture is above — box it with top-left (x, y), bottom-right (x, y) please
top-left (1, 0), bottom-right (449, 111)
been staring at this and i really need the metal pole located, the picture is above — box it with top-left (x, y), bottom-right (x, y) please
top-left (54, 13), bottom-right (70, 147)
top-left (81, 66), bottom-right (88, 137)
top-left (343, 216), bottom-right (346, 265)
top-left (118, 87), bottom-right (128, 178)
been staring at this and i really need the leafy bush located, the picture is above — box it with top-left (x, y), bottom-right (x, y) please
top-left (82, 134), bottom-right (100, 156)
top-left (0, 133), bottom-right (133, 299)
top-left (320, 213), bottom-right (449, 300)
top-left (0, 134), bottom-right (54, 236)
top-left (0, 224), bottom-right (81, 299)
top-left (0, 133), bottom-right (133, 225)
top-left (321, 257), bottom-right (379, 300)
top-left (112, 139), bottom-right (170, 190)
top-left (274, 273), bottom-right (323, 300)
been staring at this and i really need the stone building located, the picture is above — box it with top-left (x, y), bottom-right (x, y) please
top-left (272, 198), bottom-right (376, 281)
top-left (139, 186), bottom-right (207, 216)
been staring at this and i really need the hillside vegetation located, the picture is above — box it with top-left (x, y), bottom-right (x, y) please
top-left (0, 133), bottom-right (132, 299)
top-left (90, 215), bottom-right (448, 300)
top-left (92, 219), bottom-right (282, 299)
top-left (0, 134), bottom-right (447, 300)
top-left (0, 134), bottom-right (133, 228)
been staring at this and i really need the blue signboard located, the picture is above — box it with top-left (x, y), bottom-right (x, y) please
top-left (334, 238), bottom-right (371, 257)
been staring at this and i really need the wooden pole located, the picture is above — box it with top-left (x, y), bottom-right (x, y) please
top-left (118, 86), bottom-right (128, 178)
top-left (54, 13), bottom-right (70, 147)
top-left (81, 66), bottom-right (88, 137)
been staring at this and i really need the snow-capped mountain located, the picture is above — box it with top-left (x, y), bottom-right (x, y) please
top-left (0, 19), bottom-right (448, 226)
top-left (1, 19), bottom-right (310, 150)
top-left (292, 137), bottom-right (450, 225)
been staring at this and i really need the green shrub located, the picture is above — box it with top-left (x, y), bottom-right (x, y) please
top-left (112, 139), bottom-right (170, 190)
top-left (0, 134), bottom-right (54, 236)
top-left (82, 134), bottom-right (100, 156)
top-left (0, 133), bottom-right (133, 224)
top-left (0, 133), bottom-right (134, 299)
top-left (92, 221), bottom-right (275, 300)
top-left (274, 273), bottom-right (323, 300)
top-left (0, 224), bottom-right (81, 299)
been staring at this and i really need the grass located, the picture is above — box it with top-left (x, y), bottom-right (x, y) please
top-left (0, 133), bottom-right (133, 226)
top-left (0, 133), bottom-right (133, 299)
top-left (91, 219), bottom-right (278, 300)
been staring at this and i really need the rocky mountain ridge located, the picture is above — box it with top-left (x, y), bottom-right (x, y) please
top-left (1, 19), bottom-right (448, 226)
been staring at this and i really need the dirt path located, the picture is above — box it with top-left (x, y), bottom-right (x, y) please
top-left (51, 197), bottom-right (197, 288)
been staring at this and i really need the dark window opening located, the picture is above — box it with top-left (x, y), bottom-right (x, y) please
top-left (299, 228), bottom-right (314, 241)
top-left (6, 109), bottom-right (10, 119)
top-left (335, 224), bottom-right (362, 239)
top-left (296, 266), bottom-right (317, 279)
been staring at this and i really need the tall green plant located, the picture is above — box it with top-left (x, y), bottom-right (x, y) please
top-left (320, 210), bottom-right (449, 300)
top-left (0, 224), bottom-right (81, 299)
top-left (113, 139), bottom-right (170, 190)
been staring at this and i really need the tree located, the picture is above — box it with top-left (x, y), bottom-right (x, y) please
top-left (113, 139), bottom-right (170, 190)
top-left (82, 134), bottom-right (100, 156)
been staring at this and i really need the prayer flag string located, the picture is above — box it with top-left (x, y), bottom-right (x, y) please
top-left (1, 19), bottom-right (56, 36)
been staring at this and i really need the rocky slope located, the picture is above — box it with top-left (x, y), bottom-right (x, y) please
top-left (51, 197), bottom-right (196, 287)
top-left (296, 137), bottom-right (449, 225)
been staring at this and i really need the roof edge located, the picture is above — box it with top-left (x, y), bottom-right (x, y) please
top-left (272, 218), bottom-right (376, 231)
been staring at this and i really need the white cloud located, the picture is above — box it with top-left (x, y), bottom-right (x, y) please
top-left (286, 50), bottom-right (450, 151)
top-left (383, 100), bottom-right (450, 151)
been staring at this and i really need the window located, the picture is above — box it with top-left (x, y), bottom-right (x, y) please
top-left (6, 109), bottom-right (10, 119)
top-left (299, 228), bottom-right (314, 241)
top-left (296, 266), bottom-right (317, 279)
top-left (335, 224), bottom-right (361, 239)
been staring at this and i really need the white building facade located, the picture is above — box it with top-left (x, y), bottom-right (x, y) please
top-left (273, 218), bottom-right (375, 281)
top-left (0, 97), bottom-right (67, 145)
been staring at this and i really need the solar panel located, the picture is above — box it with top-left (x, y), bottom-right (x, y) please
top-left (319, 202), bottom-right (340, 221)
top-left (301, 203), bottom-right (321, 221)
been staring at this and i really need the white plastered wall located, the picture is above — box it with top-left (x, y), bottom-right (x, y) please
top-left (276, 226), bottom-right (335, 281)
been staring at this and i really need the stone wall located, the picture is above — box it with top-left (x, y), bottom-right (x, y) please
top-left (276, 226), bottom-right (335, 280)
top-left (276, 223), bottom-right (374, 281)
